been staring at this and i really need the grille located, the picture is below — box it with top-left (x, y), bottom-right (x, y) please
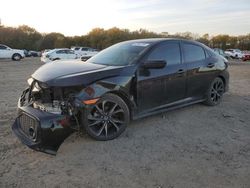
top-left (18, 113), bottom-right (39, 141)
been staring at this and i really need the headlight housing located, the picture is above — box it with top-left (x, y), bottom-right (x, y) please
top-left (27, 77), bottom-right (49, 90)
top-left (27, 78), bottom-right (34, 86)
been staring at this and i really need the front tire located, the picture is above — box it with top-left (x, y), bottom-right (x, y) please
top-left (12, 53), bottom-right (22, 61)
top-left (82, 93), bottom-right (130, 141)
top-left (204, 77), bottom-right (225, 106)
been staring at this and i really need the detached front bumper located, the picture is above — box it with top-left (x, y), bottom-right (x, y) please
top-left (12, 89), bottom-right (74, 155)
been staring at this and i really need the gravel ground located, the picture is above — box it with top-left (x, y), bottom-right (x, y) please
top-left (0, 58), bottom-right (250, 188)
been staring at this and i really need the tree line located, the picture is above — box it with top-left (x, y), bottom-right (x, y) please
top-left (0, 25), bottom-right (250, 51)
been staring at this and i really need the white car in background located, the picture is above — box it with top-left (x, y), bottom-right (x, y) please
top-left (0, 44), bottom-right (25, 61)
top-left (224, 49), bottom-right (244, 59)
top-left (71, 46), bottom-right (99, 60)
top-left (41, 48), bottom-right (78, 63)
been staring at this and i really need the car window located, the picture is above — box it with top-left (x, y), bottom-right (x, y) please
top-left (56, 50), bottom-right (66, 54)
top-left (67, 50), bottom-right (75, 54)
top-left (88, 41), bottom-right (151, 66)
top-left (0, 45), bottom-right (7, 50)
top-left (81, 48), bottom-right (89, 51)
top-left (147, 42), bottom-right (181, 66)
top-left (74, 47), bottom-right (80, 50)
top-left (183, 43), bottom-right (205, 62)
top-left (205, 49), bottom-right (211, 58)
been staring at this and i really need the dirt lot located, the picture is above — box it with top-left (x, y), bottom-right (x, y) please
top-left (0, 58), bottom-right (250, 188)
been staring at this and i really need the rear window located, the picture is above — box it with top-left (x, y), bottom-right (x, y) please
top-left (183, 43), bottom-right (205, 62)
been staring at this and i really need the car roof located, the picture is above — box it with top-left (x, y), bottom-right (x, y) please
top-left (50, 48), bottom-right (70, 52)
top-left (122, 38), bottom-right (206, 46)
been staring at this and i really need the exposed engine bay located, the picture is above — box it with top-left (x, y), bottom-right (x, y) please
top-left (28, 78), bottom-right (82, 115)
top-left (33, 101), bottom-right (64, 115)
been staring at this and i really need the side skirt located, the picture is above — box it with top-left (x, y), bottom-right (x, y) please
top-left (133, 98), bottom-right (205, 120)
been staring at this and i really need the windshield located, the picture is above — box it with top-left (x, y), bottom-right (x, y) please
top-left (87, 41), bottom-right (151, 66)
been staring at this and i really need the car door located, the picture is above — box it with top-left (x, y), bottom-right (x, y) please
top-left (81, 47), bottom-right (89, 56)
top-left (137, 41), bottom-right (186, 112)
top-left (61, 50), bottom-right (68, 59)
top-left (182, 42), bottom-right (217, 99)
top-left (68, 50), bottom-right (77, 59)
top-left (0, 45), bottom-right (10, 58)
top-left (56, 50), bottom-right (67, 59)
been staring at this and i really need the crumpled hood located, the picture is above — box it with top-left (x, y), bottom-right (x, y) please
top-left (32, 60), bottom-right (124, 87)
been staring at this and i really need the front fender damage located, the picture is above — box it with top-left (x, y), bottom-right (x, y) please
top-left (12, 75), bottom-right (135, 155)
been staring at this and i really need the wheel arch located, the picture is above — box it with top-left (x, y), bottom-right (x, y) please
top-left (76, 81), bottom-right (136, 119)
top-left (218, 75), bottom-right (226, 86)
top-left (107, 90), bottom-right (135, 120)
top-left (12, 52), bottom-right (21, 56)
top-left (217, 70), bottom-right (229, 92)
top-left (12, 53), bottom-right (22, 60)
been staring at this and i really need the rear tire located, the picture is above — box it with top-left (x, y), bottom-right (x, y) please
top-left (12, 53), bottom-right (22, 61)
top-left (204, 77), bottom-right (225, 106)
top-left (82, 93), bottom-right (130, 141)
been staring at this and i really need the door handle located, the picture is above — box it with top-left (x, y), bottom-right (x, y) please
top-left (207, 63), bottom-right (215, 68)
top-left (177, 69), bottom-right (185, 74)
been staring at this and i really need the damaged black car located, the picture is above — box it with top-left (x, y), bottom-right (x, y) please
top-left (12, 38), bottom-right (229, 154)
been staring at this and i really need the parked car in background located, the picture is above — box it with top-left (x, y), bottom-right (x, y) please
top-left (41, 49), bottom-right (51, 55)
top-left (213, 48), bottom-right (231, 60)
top-left (225, 49), bottom-right (244, 59)
top-left (71, 46), bottom-right (99, 60)
top-left (13, 38), bottom-right (229, 154)
top-left (0, 44), bottom-right (25, 61)
top-left (242, 51), bottom-right (250, 61)
top-left (30, 51), bottom-right (41, 57)
top-left (23, 49), bottom-right (31, 57)
top-left (41, 48), bottom-right (77, 63)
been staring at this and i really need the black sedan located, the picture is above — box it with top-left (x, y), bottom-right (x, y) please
top-left (12, 38), bottom-right (229, 154)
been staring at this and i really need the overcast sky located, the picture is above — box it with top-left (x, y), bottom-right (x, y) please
top-left (0, 0), bottom-right (249, 36)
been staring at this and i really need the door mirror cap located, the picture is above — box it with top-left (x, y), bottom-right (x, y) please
top-left (143, 60), bottom-right (166, 69)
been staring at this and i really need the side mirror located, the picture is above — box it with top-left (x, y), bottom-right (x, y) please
top-left (142, 60), bottom-right (166, 69)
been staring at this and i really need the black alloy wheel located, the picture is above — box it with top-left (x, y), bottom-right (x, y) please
top-left (82, 93), bottom-right (130, 141)
top-left (204, 77), bottom-right (225, 106)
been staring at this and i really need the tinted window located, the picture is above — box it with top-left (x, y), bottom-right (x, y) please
top-left (183, 43), bottom-right (205, 62)
top-left (66, 50), bottom-right (75, 54)
top-left (205, 49), bottom-right (211, 57)
top-left (56, 50), bottom-right (66, 54)
top-left (74, 47), bottom-right (80, 50)
top-left (0, 45), bottom-right (7, 50)
top-left (81, 48), bottom-right (89, 51)
top-left (88, 41), bottom-right (151, 66)
top-left (147, 42), bottom-right (181, 65)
